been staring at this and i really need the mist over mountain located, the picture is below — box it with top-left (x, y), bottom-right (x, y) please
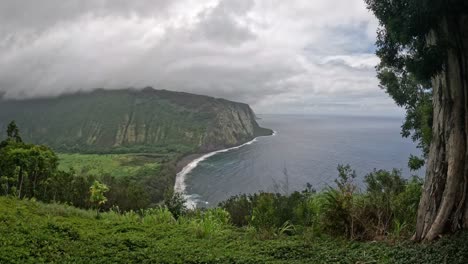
top-left (0, 87), bottom-right (272, 153)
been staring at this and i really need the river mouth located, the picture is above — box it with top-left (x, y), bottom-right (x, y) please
top-left (178, 114), bottom-right (423, 209)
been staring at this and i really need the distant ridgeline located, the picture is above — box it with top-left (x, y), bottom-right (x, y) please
top-left (0, 88), bottom-right (272, 153)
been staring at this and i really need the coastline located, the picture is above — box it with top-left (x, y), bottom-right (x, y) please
top-left (175, 153), bottom-right (205, 173)
top-left (174, 131), bottom-right (276, 208)
top-left (175, 130), bottom-right (275, 176)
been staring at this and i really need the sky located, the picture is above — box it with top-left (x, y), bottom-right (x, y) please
top-left (0, 0), bottom-right (403, 116)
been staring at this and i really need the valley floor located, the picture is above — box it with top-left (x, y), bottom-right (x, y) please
top-left (57, 153), bottom-right (165, 178)
top-left (1, 197), bottom-right (468, 264)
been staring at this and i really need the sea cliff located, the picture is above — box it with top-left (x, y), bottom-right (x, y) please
top-left (0, 87), bottom-right (272, 154)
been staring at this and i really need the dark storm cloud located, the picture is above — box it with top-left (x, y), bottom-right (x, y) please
top-left (0, 0), bottom-right (400, 115)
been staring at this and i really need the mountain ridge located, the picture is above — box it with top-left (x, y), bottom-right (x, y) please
top-left (0, 87), bottom-right (272, 154)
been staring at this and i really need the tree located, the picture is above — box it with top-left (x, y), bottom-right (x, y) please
top-left (365, 0), bottom-right (468, 240)
top-left (0, 123), bottom-right (58, 198)
top-left (164, 190), bottom-right (187, 219)
top-left (89, 180), bottom-right (109, 213)
top-left (6, 121), bottom-right (22, 144)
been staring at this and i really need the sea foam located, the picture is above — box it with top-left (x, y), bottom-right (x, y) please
top-left (174, 132), bottom-right (275, 209)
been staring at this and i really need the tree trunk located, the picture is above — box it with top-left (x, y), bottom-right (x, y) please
top-left (17, 167), bottom-right (24, 199)
top-left (414, 15), bottom-right (468, 241)
top-left (32, 170), bottom-right (38, 197)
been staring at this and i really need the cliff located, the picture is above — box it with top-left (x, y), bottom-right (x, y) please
top-left (0, 88), bottom-right (272, 153)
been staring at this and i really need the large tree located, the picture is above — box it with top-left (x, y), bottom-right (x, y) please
top-left (365, 0), bottom-right (468, 241)
top-left (0, 122), bottom-right (58, 198)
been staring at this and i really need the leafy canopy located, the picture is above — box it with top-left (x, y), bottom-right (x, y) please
top-left (365, 0), bottom-right (468, 170)
top-left (0, 121), bottom-right (58, 198)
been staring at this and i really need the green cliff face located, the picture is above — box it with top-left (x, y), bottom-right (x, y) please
top-left (0, 88), bottom-right (272, 153)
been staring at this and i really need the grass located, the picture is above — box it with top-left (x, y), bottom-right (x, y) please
top-left (1, 197), bottom-right (468, 263)
top-left (58, 153), bottom-right (163, 178)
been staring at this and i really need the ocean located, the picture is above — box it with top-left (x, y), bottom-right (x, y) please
top-left (176, 114), bottom-right (423, 208)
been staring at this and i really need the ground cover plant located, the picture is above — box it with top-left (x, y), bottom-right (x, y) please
top-left (1, 196), bottom-right (468, 264)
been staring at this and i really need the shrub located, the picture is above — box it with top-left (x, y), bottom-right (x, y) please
top-left (222, 190), bottom-right (317, 230)
top-left (188, 208), bottom-right (231, 238)
top-left (250, 193), bottom-right (279, 231)
top-left (319, 165), bottom-right (358, 238)
top-left (362, 169), bottom-right (407, 237)
top-left (335, 164), bottom-right (358, 195)
top-left (321, 188), bottom-right (355, 238)
top-left (391, 176), bottom-right (423, 234)
top-left (290, 191), bottom-right (315, 227)
top-left (278, 220), bottom-right (296, 236)
top-left (220, 165), bottom-right (422, 241)
top-left (319, 167), bottom-right (423, 240)
top-left (219, 194), bottom-right (253, 227)
top-left (121, 210), bottom-right (141, 223)
top-left (164, 191), bottom-right (187, 219)
top-left (141, 207), bottom-right (176, 225)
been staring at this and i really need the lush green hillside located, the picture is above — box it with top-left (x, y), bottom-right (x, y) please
top-left (1, 196), bottom-right (468, 264)
top-left (0, 88), bottom-right (272, 154)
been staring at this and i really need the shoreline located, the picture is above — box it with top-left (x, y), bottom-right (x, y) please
top-left (175, 130), bottom-right (276, 176)
top-left (173, 131), bottom-right (276, 207)
top-left (175, 153), bottom-right (205, 173)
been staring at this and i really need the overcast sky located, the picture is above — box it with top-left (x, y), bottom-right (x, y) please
top-left (0, 0), bottom-right (403, 116)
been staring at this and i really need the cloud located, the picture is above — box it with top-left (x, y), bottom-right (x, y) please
top-left (0, 0), bottom-right (401, 115)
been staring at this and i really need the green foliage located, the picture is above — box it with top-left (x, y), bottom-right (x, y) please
top-left (219, 194), bottom-right (253, 227)
top-left (365, 169), bottom-right (406, 196)
top-left (363, 0), bottom-right (468, 167)
top-left (250, 193), bottom-right (279, 231)
top-left (278, 220), bottom-right (296, 237)
top-left (58, 153), bottom-right (162, 179)
top-left (140, 207), bottom-right (176, 225)
top-left (2, 196), bottom-right (468, 263)
top-left (185, 208), bottom-right (231, 239)
top-left (164, 191), bottom-right (187, 219)
top-left (392, 176), bottom-right (424, 228)
top-left (408, 154), bottom-right (426, 171)
top-left (318, 168), bottom-right (423, 240)
top-left (89, 180), bottom-right (109, 209)
top-left (321, 188), bottom-right (355, 238)
top-left (335, 164), bottom-right (357, 194)
top-left (221, 165), bottom-right (423, 241)
top-left (0, 122), bottom-right (180, 212)
top-left (0, 125), bottom-right (58, 199)
top-left (391, 219), bottom-right (408, 240)
top-left (220, 190), bottom-right (316, 236)
top-left (318, 165), bottom-right (358, 238)
top-left (6, 121), bottom-right (22, 143)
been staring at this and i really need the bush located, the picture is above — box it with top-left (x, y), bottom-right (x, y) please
top-left (185, 208), bottom-right (231, 238)
top-left (219, 194), bottom-right (253, 227)
top-left (319, 168), bottom-right (423, 240)
top-left (391, 176), bottom-right (423, 234)
top-left (250, 193), bottom-right (279, 231)
top-left (321, 188), bottom-right (355, 238)
top-left (141, 207), bottom-right (176, 225)
top-left (164, 191), bottom-right (187, 219)
top-left (363, 170), bottom-right (422, 239)
top-left (221, 190), bottom-right (317, 231)
top-left (320, 165), bottom-right (358, 239)
top-left (219, 165), bottom-right (423, 241)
